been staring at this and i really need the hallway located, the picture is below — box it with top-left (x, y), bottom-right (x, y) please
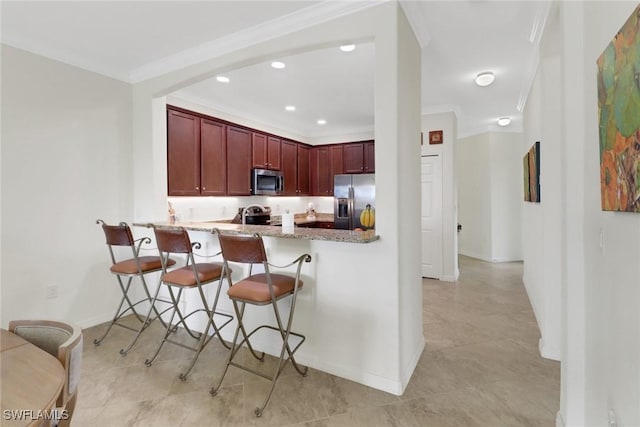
top-left (74, 256), bottom-right (559, 426)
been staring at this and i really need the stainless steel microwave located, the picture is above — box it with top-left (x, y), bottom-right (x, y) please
top-left (251, 168), bottom-right (284, 195)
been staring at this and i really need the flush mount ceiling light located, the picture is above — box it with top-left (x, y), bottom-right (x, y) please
top-left (475, 71), bottom-right (495, 87)
top-left (340, 44), bottom-right (356, 52)
top-left (285, 105), bottom-right (296, 111)
top-left (317, 119), bottom-right (327, 125)
top-left (497, 117), bottom-right (511, 126)
top-left (271, 61), bottom-right (286, 69)
top-left (216, 76), bottom-right (230, 83)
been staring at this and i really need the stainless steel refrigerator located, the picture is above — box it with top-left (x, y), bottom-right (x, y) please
top-left (334, 174), bottom-right (375, 230)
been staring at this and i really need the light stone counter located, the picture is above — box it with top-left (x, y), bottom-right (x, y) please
top-left (133, 219), bottom-right (379, 244)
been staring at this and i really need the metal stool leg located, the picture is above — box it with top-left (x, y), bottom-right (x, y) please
top-left (145, 287), bottom-right (182, 367)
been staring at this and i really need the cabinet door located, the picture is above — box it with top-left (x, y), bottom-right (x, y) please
top-left (364, 141), bottom-right (375, 173)
top-left (311, 146), bottom-right (330, 196)
top-left (226, 126), bottom-right (252, 195)
top-left (167, 109), bottom-right (200, 196)
top-left (251, 132), bottom-right (268, 169)
top-left (297, 144), bottom-right (310, 195)
top-left (329, 145), bottom-right (344, 193)
top-left (281, 140), bottom-right (298, 195)
top-left (267, 136), bottom-right (281, 170)
top-left (343, 143), bottom-right (365, 173)
top-left (200, 119), bottom-right (226, 196)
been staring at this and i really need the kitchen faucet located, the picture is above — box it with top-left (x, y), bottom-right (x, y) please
top-left (242, 204), bottom-right (267, 226)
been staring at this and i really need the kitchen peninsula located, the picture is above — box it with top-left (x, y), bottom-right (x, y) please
top-left (132, 217), bottom-right (395, 394)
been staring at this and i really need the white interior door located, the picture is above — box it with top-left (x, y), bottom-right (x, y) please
top-left (421, 155), bottom-right (443, 279)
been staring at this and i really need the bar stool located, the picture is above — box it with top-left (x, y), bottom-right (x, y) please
top-left (95, 219), bottom-right (175, 355)
top-left (144, 225), bottom-right (233, 381)
top-left (209, 229), bottom-right (311, 417)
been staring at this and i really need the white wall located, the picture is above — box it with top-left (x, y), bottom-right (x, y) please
top-left (525, 1), bottom-right (640, 425)
top-left (130, 2), bottom-right (423, 395)
top-left (421, 112), bottom-right (458, 281)
top-left (490, 132), bottom-right (523, 262)
top-left (1, 45), bottom-right (133, 327)
top-left (457, 132), bottom-right (522, 263)
top-left (522, 5), bottom-right (563, 363)
top-left (457, 133), bottom-right (492, 260)
top-left (581, 2), bottom-right (640, 426)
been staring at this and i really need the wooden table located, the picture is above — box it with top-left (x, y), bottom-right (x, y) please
top-left (1, 329), bottom-right (65, 426)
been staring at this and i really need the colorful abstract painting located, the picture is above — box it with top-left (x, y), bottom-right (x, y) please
top-left (597, 4), bottom-right (640, 212)
top-left (523, 152), bottom-right (531, 202)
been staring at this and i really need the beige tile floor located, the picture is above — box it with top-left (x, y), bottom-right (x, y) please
top-left (74, 256), bottom-right (559, 426)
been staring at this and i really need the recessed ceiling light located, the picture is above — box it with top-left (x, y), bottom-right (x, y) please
top-left (317, 119), bottom-right (327, 125)
top-left (340, 44), bottom-right (356, 52)
top-left (475, 72), bottom-right (495, 87)
top-left (497, 117), bottom-right (511, 126)
top-left (285, 105), bottom-right (296, 111)
top-left (216, 76), bottom-right (230, 83)
top-left (271, 61), bottom-right (286, 69)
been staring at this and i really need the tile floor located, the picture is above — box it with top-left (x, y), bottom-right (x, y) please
top-left (74, 256), bottom-right (560, 426)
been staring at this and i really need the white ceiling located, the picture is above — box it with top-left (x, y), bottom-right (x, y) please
top-left (0, 1), bottom-right (550, 139)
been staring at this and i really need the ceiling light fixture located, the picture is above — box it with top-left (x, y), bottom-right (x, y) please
top-left (340, 44), bottom-right (356, 52)
top-left (475, 71), bottom-right (495, 87)
top-left (317, 119), bottom-right (327, 125)
top-left (216, 76), bottom-right (230, 83)
top-left (271, 61), bottom-right (286, 69)
top-left (497, 117), bottom-right (511, 126)
top-left (285, 105), bottom-right (296, 111)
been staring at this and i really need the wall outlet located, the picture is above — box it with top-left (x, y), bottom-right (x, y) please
top-left (608, 409), bottom-right (617, 427)
top-left (46, 284), bottom-right (58, 299)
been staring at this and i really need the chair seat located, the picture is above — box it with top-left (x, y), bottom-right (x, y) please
top-left (227, 273), bottom-right (303, 303)
top-left (111, 256), bottom-right (176, 274)
top-left (162, 263), bottom-right (223, 287)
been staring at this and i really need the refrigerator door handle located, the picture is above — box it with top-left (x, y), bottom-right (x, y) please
top-left (348, 186), bottom-right (355, 230)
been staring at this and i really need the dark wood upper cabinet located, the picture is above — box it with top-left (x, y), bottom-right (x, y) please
top-left (167, 109), bottom-right (201, 196)
top-left (311, 146), bottom-right (330, 196)
top-left (330, 144), bottom-right (344, 185)
top-left (342, 141), bottom-right (375, 174)
top-left (281, 140), bottom-right (298, 196)
top-left (297, 144), bottom-right (310, 196)
top-left (226, 126), bottom-right (252, 196)
top-left (312, 144), bottom-right (345, 196)
top-left (251, 132), bottom-right (267, 169)
top-left (167, 105), bottom-right (373, 197)
top-left (364, 141), bottom-right (375, 173)
top-left (267, 136), bottom-right (281, 170)
top-left (343, 142), bottom-right (365, 173)
top-left (200, 118), bottom-right (226, 196)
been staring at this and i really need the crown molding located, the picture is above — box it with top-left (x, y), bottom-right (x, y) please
top-left (129, 1), bottom-right (386, 83)
top-left (517, 0), bottom-right (553, 112)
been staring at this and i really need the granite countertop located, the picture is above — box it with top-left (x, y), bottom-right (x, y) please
top-left (133, 217), bottom-right (379, 244)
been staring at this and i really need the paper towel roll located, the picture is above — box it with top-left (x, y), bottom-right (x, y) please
top-left (282, 212), bottom-right (294, 229)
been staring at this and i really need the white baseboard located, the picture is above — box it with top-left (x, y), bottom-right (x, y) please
top-left (246, 331), bottom-right (409, 396)
top-left (539, 337), bottom-right (561, 361)
top-left (400, 337), bottom-right (425, 393)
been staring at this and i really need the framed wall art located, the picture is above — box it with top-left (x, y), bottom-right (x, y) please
top-left (597, 4), bottom-right (640, 212)
top-left (429, 130), bottom-right (443, 145)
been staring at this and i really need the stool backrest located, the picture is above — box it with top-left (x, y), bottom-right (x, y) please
top-left (98, 220), bottom-right (134, 247)
top-left (154, 227), bottom-right (193, 254)
top-left (217, 233), bottom-right (267, 263)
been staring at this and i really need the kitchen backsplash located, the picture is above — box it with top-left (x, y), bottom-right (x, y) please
top-left (167, 196), bottom-right (334, 222)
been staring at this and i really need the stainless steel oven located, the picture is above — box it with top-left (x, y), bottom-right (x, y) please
top-left (251, 168), bottom-right (284, 195)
